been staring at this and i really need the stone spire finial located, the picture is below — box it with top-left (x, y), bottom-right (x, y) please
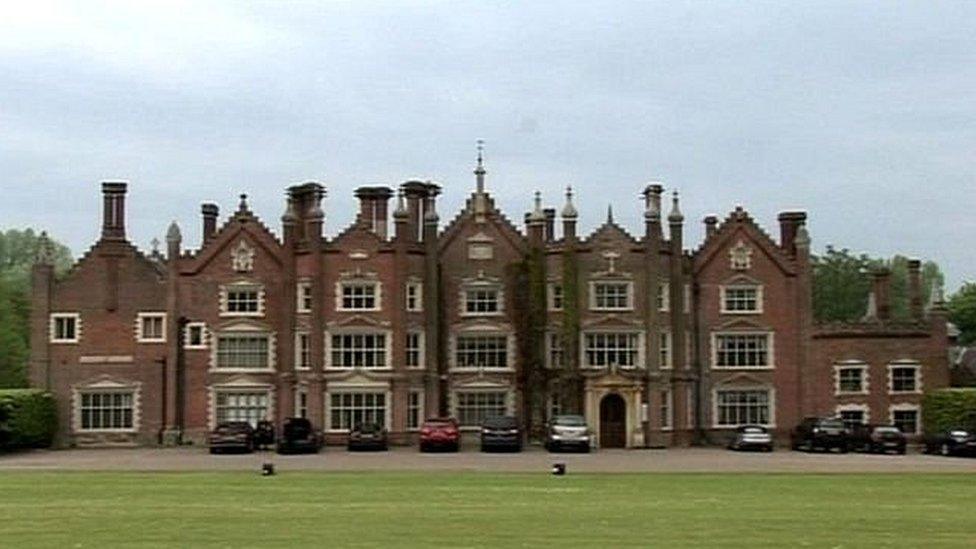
top-left (561, 185), bottom-right (578, 219)
top-left (529, 191), bottom-right (545, 222)
top-left (668, 190), bottom-right (684, 223)
top-left (237, 193), bottom-right (249, 213)
top-left (166, 221), bottom-right (181, 243)
top-left (474, 139), bottom-right (486, 194)
top-left (606, 204), bottom-right (614, 224)
top-left (35, 231), bottom-right (54, 265)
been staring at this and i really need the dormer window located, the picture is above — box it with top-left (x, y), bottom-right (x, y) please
top-left (339, 282), bottom-right (379, 311)
top-left (590, 281), bottom-right (633, 311)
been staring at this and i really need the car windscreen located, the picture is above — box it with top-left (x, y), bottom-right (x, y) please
top-left (554, 416), bottom-right (586, 426)
top-left (483, 417), bottom-right (517, 428)
top-left (357, 424), bottom-right (381, 433)
top-left (874, 427), bottom-right (900, 434)
top-left (742, 426), bottom-right (765, 434)
top-left (819, 420), bottom-right (845, 429)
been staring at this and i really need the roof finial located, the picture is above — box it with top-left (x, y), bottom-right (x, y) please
top-left (607, 204), bottom-right (614, 224)
top-left (561, 185), bottom-right (578, 219)
top-left (668, 190), bottom-right (684, 223)
top-left (238, 193), bottom-right (249, 213)
top-left (529, 191), bottom-right (545, 222)
top-left (474, 139), bottom-right (486, 194)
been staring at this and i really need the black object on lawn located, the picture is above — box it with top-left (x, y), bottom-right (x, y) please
top-left (262, 463), bottom-right (275, 476)
top-left (552, 463), bottom-right (566, 476)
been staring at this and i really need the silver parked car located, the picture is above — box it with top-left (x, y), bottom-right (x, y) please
top-left (545, 415), bottom-right (592, 453)
top-left (728, 424), bottom-right (774, 452)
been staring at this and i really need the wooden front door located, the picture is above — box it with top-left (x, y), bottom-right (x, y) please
top-left (599, 393), bottom-right (626, 448)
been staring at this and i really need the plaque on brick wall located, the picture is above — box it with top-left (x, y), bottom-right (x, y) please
top-left (469, 243), bottom-right (493, 260)
top-left (232, 240), bottom-right (255, 272)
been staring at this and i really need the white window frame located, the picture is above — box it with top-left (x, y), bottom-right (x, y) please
top-left (452, 332), bottom-right (512, 371)
top-left (219, 283), bottom-right (265, 318)
top-left (453, 389), bottom-right (511, 429)
top-left (834, 361), bottom-right (869, 395)
top-left (887, 362), bottom-right (922, 394)
top-left (336, 281), bottom-right (382, 312)
top-left (589, 280), bottom-right (634, 311)
top-left (296, 281), bottom-right (312, 314)
top-left (325, 388), bottom-right (391, 433)
top-left (294, 386), bottom-right (308, 419)
top-left (546, 332), bottom-right (564, 369)
top-left (407, 390), bottom-right (424, 431)
top-left (461, 284), bottom-right (504, 317)
top-left (889, 404), bottom-right (921, 435)
top-left (712, 386), bottom-right (775, 428)
top-left (581, 331), bottom-right (644, 369)
top-left (660, 389), bottom-right (673, 431)
top-left (710, 332), bottom-right (775, 370)
top-left (547, 283), bottom-right (564, 311)
top-left (836, 403), bottom-right (870, 429)
top-left (211, 332), bottom-right (275, 373)
top-left (405, 282), bottom-right (423, 312)
top-left (75, 389), bottom-right (138, 433)
top-left (212, 389), bottom-right (271, 428)
top-left (183, 322), bottom-right (208, 350)
top-left (720, 285), bottom-right (763, 314)
top-left (659, 331), bottom-right (672, 369)
top-left (657, 283), bottom-right (669, 312)
top-left (135, 312), bottom-right (166, 343)
top-left (405, 331), bottom-right (425, 369)
top-left (295, 331), bottom-right (311, 370)
top-left (50, 312), bottom-right (81, 344)
top-left (325, 330), bottom-right (392, 370)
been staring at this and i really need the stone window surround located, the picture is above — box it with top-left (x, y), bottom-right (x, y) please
top-left (324, 328), bottom-right (393, 371)
top-left (219, 281), bottom-right (266, 318)
top-left (545, 331), bottom-right (563, 369)
top-left (405, 280), bottom-right (423, 312)
top-left (459, 280), bottom-right (504, 317)
top-left (336, 278), bottom-right (382, 312)
top-left (183, 322), bottom-right (209, 350)
top-left (710, 331), bottom-right (775, 370)
top-left (887, 361), bottom-right (923, 395)
top-left (658, 331), bottom-right (673, 369)
top-left (207, 383), bottom-right (274, 431)
top-left (294, 331), bottom-right (311, 370)
top-left (71, 380), bottom-right (141, 434)
top-left (449, 330), bottom-right (514, 372)
top-left (835, 403), bottom-right (871, 425)
top-left (719, 284), bottom-right (764, 315)
top-left (889, 403), bottom-right (921, 435)
top-left (833, 361), bottom-right (870, 396)
top-left (208, 326), bottom-right (277, 373)
top-left (50, 312), bottom-right (82, 344)
top-left (547, 282), bottom-right (563, 311)
top-left (407, 389), bottom-right (425, 431)
top-left (711, 385), bottom-right (776, 429)
top-left (580, 330), bottom-right (645, 369)
top-left (405, 329), bottom-right (425, 369)
top-left (135, 312), bottom-right (166, 343)
top-left (450, 388), bottom-right (514, 431)
top-left (660, 388), bottom-right (673, 431)
top-left (296, 280), bottom-right (312, 314)
top-left (588, 280), bottom-right (635, 312)
top-left (324, 383), bottom-right (392, 434)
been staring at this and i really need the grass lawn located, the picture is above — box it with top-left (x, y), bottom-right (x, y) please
top-left (0, 472), bottom-right (973, 548)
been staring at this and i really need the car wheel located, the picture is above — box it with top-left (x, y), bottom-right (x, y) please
top-left (941, 443), bottom-right (951, 457)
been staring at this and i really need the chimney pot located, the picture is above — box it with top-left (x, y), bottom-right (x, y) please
top-left (777, 211), bottom-right (807, 257)
top-left (704, 215), bottom-right (719, 239)
top-left (101, 181), bottom-right (128, 240)
top-left (201, 203), bottom-right (219, 244)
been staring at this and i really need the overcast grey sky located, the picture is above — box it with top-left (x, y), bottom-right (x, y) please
top-left (1, 1), bottom-right (973, 288)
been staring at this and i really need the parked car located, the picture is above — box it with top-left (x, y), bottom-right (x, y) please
top-left (253, 420), bottom-right (276, 450)
top-left (276, 417), bottom-right (321, 454)
top-left (348, 423), bottom-right (388, 451)
top-left (727, 425), bottom-right (773, 452)
top-left (791, 417), bottom-right (849, 453)
top-left (208, 421), bottom-right (255, 454)
top-left (545, 415), bottom-right (592, 453)
top-left (419, 417), bottom-right (460, 452)
top-left (849, 424), bottom-right (906, 455)
top-left (480, 416), bottom-right (522, 452)
top-left (924, 428), bottom-right (976, 457)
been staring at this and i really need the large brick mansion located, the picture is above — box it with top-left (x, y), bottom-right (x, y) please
top-left (29, 157), bottom-right (949, 447)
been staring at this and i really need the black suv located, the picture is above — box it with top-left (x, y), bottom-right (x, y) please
top-left (480, 416), bottom-right (522, 452)
top-left (276, 417), bottom-right (321, 454)
top-left (791, 417), bottom-right (849, 453)
top-left (848, 424), bottom-right (906, 455)
top-left (924, 428), bottom-right (976, 457)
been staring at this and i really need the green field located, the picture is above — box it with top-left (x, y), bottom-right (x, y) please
top-left (0, 472), bottom-right (973, 547)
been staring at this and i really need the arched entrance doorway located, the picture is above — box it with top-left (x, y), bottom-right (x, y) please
top-left (599, 393), bottom-right (626, 448)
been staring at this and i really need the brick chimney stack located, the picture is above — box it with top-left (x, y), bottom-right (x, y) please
top-left (201, 203), bottom-right (219, 244)
top-left (704, 215), bottom-right (718, 239)
top-left (908, 259), bottom-right (924, 320)
top-left (101, 181), bottom-right (128, 240)
top-left (354, 186), bottom-right (393, 239)
top-left (872, 267), bottom-right (892, 321)
top-left (777, 211), bottom-right (807, 257)
top-left (544, 208), bottom-right (556, 241)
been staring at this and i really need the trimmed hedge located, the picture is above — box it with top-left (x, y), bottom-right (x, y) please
top-left (0, 389), bottom-right (57, 450)
top-left (923, 389), bottom-right (976, 434)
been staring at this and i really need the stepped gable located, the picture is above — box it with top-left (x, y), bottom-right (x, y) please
top-left (693, 206), bottom-right (796, 276)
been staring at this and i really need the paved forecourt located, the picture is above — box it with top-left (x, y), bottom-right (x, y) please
top-left (2, 446), bottom-right (975, 473)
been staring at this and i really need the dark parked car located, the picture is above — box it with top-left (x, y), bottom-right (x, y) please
top-left (727, 425), bottom-right (773, 452)
top-left (254, 420), bottom-right (276, 450)
top-left (276, 417), bottom-right (321, 454)
top-left (208, 421), bottom-right (255, 454)
top-left (849, 424), bottom-right (906, 455)
top-left (791, 417), bottom-right (849, 453)
top-left (545, 415), bottom-right (592, 453)
top-left (419, 417), bottom-right (460, 452)
top-left (348, 423), bottom-right (388, 451)
top-left (924, 428), bottom-right (976, 457)
top-left (480, 416), bottom-right (522, 452)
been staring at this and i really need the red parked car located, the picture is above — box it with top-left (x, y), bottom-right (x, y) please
top-left (419, 417), bottom-right (460, 452)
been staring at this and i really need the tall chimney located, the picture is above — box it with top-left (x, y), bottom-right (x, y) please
top-left (401, 181), bottom-right (429, 242)
top-left (777, 211), bottom-right (807, 257)
top-left (101, 181), bottom-right (128, 240)
top-left (703, 215), bottom-right (718, 239)
top-left (354, 186), bottom-right (393, 239)
top-left (908, 259), bottom-right (923, 320)
top-left (201, 203), bottom-right (219, 244)
top-left (543, 208), bottom-right (556, 241)
top-left (872, 267), bottom-right (892, 321)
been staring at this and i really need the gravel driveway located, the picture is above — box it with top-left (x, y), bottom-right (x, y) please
top-left (3, 445), bottom-right (975, 473)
